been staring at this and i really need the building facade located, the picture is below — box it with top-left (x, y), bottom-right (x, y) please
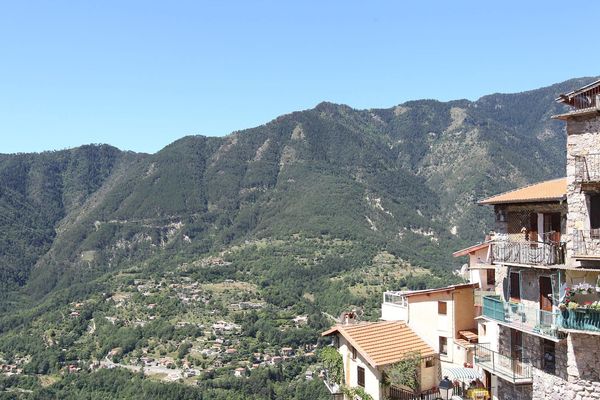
top-left (381, 284), bottom-right (479, 369)
top-left (455, 80), bottom-right (600, 400)
top-left (322, 321), bottom-right (439, 400)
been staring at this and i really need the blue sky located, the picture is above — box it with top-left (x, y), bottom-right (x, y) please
top-left (1, 1), bottom-right (599, 154)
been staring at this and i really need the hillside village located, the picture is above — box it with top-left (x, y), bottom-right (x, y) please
top-left (318, 80), bottom-right (600, 400)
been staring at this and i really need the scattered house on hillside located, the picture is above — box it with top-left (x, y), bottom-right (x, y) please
top-left (321, 321), bottom-right (439, 400)
top-left (293, 315), bottom-right (308, 325)
top-left (234, 367), bottom-right (246, 378)
top-left (270, 356), bottom-right (282, 365)
top-left (381, 283), bottom-right (479, 369)
top-left (280, 347), bottom-right (294, 357)
top-left (212, 321), bottom-right (240, 335)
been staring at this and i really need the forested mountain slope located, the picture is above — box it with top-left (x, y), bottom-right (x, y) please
top-left (0, 78), bottom-right (590, 295)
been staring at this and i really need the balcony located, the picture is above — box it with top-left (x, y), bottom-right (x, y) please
top-left (560, 309), bottom-right (600, 333)
top-left (490, 240), bottom-right (565, 266)
top-left (482, 296), bottom-right (562, 340)
top-left (575, 153), bottom-right (600, 184)
top-left (474, 343), bottom-right (532, 384)
top-left (572, 230), bottom-right (600, 259)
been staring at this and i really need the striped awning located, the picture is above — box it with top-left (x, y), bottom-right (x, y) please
top-left (442, 366), bottom-right (482, 383)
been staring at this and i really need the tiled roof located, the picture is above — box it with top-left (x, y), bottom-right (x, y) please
top-left (322, 321), bottom-right (435, 368)
top-left (478, 177), bottom-right (566, 205)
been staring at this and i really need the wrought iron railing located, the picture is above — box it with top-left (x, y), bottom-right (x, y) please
top-left (575, 153), bottom-right (600, 183)
top-left (572, 229), bottom-right (600, 257)
top-left (482, 296), bottom-right (562, 340)
top-left (560, 309), bottom-right (600, 332)
top-left (490, 240), bottom-right (565, 266)
top-left (474, 343), bottom-right (532, 384)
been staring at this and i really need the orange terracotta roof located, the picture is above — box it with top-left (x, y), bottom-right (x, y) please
top-left (321, 321), bottom-right (435, 368)
top-left (478, 178), bottom-right (566, 205)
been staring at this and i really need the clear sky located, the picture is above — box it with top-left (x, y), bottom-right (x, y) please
top-left (1, 1), bottom-right (599, 154)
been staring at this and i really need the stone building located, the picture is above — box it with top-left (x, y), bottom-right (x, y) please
top-left (453, 79), bottom-right (600, 400)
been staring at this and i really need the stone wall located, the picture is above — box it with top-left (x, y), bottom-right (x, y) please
top-left (532, 333), bottom-right (600, 400)
top-left (495, 327), bottom-right (600, 399)
top-left (566, 115), bottom-right (600, 268)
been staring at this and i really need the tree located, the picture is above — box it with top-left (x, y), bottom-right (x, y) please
top-left (318, 346), bottom-right (343, 385)
top-left (385, 352), bottom-right (422, 393)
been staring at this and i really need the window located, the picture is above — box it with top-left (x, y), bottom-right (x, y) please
top-left (438, 301), bottom-right (447, 315)
top-left (481, 323), bottom-right (487, 336)
top-left (486, 268), bottom-right (495, 285)
top-left (439, 336), bottom-right (448, 355)
top-left (590, 195), bottom-right (600, 232)
top-left (510, 272), bottom-right (521, 302)
top-left (351, 346), bottom-right (357, 360)
top-left (542, 339), bottom-right (555, 374)
top-left (425, 358), bottom-right (434, 368)
top-left (511, 330), bottom-right (523, 360)
top-left (357, 366), bottom-right (365, 387)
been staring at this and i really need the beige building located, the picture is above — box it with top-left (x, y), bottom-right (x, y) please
top-left (322, 321), bottom-right (439, 400)
top-left (381, 283), bottom-right (479, 369)
top-left (454, 79), bottom-right (600, 400)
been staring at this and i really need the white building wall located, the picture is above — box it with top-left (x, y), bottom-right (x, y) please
top-left (380, 303), bottom-right (408, 321)
top-left (338, 336), bottom-right (382, 400)
top-left (405, 297), bottom-right (453, 363)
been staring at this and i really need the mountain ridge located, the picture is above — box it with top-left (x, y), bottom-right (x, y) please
top-left (0, 76), bottom-right (594, 298)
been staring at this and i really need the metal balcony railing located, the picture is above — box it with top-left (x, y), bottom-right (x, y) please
top-left (482, 296), bottom-right (562, 340)
top-left (560, 309), bottom-right (600, 333)
top-left (490, 240), bottom-right (565, 266)
top-left (575, 153), bottom-right (600, 183)
top-left (474, 343), bottom-right (532, 384)
top-left (572, 229), bottom-right (600, 257)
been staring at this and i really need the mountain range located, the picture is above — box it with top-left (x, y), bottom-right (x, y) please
top-left (1, 77), bottom-right (587, 298)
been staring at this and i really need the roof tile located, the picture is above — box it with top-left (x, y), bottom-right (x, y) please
top-left (479, 177), bottom-right (566, 205)
top-left (322, 321), bottom-right (435, 368)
